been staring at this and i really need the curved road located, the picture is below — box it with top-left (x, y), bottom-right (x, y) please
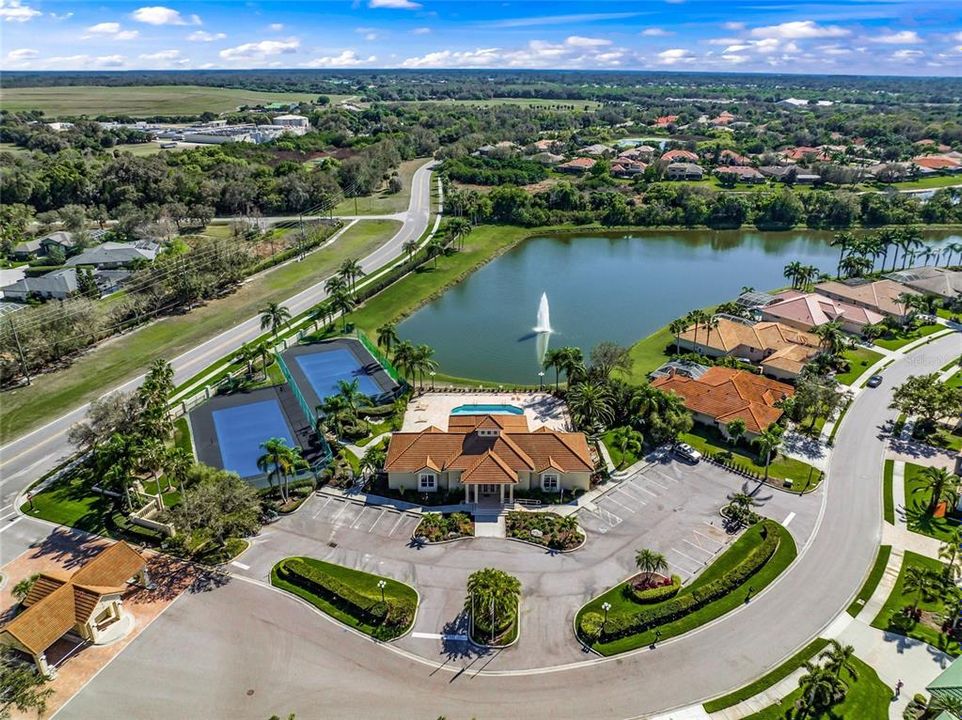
top-left (57, 331), bottom-right (960, 719)
top-left (0, 161), bottom-right (437, 515)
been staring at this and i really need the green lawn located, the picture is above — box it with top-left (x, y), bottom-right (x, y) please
top-left (173, 417), bottom-right (193, 456)
top-left (883, 460), bottom-right (895, 525)
top-left (890, 175), bottom-right (962, 190)
top-left (936, 307), bottom-right (961, 322)
top-left (270, 557), bottom-right (418, 640)
top-left (679, 424), bottom-right (820, 489)
top-left (578, 520), bottom-right (797, 655)
top-left (945, 371), bottom-right (962, 389)
top-left (333, 158), bottom-right (431, 216)
top-left (873, 322), bottom-right (945, 351)
top-left (741, 656), bottom-right (890, 720)
top-left (871, 551), bottom-right (959, 656)
top-left (903, 462), bottom-right (961, 542)
top-left (600, 430), bottom-right (642, 469)
top-left (836, 347), bottom-right (884, 386)
top-left (622, 325), bottom-right (677, 383)
top-left (1, 219), bottom-right (400, 443)
top-left (0, 85), bottom-right (329, 116)
top-left (846, 545), bottom-right (892, 617)
top-left (703, 638), bottom-right (831, 713)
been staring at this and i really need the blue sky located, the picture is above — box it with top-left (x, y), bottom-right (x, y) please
top-left (2, 0), bottom-right (960, 75)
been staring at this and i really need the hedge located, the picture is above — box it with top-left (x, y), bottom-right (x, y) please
top-left (591, 520), bottom-right (780, 642)
top-left (628, 575), bottom-right (682, 604)
top-left (278, 558), bottom-right (412, 630)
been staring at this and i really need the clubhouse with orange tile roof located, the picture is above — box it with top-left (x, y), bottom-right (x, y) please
top-left (384, 413), bottom-right (593, 504)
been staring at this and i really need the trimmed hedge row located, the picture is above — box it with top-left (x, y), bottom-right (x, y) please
top-left (248, 222), bottom-right (342, 275)
top-left (628, 575), bottom-right (682, 604)
top-left (589, 521), bottom-right (780, 642)
top-left (278, 558), bottom-right (412, 630)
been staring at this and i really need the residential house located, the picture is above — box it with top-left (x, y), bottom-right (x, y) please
top-left (65, 241), bottom-right (160, 270)
top-left (675, 317), bottom-right (821, 380)
top-left (0, 542), bottom-right (150, 677)
top-left (758, 165), bottom-right (796, 182)
top-left (913, 155), bottom-right (962, 174)
top-left (611, 160), bottom-right (647, 178)
top-left (557, 157), bottom-right (597, 174)
top-left (782, 146), bottom-right (831, 163)
top-left (814, 279), bottom-right (919, 323)
top-left (794, 173), bottom-right (822, 185)
top-left (887, 267), bottom-right (962, 301)
top-left (666, 162), bottom-right (705, 181)
top-left (384, 414), bottom-right (593, 504)
top-left (1, 268), bottom-right (79, 302)
top-left (651, 367), bottom-right (793, 439)
top-left (718, 149), bottom-right (752, 166)
top-left (11, 238), bottom-right (42, 261)
top-left (529, 138), bottom-right (561, 154)
top-left (577, 144), bottom-right (614, 157)
top-left (531, 152), bottom-right (565, 166)
top-left (927, 656), bottom-right (962, 708)
top-left (271, 114), bottom-right (310, 135)
top-left (661, 149), bottom-right (699, 163)
top-left (620, 145), bottom-right (656, 162)
top-left (760, 290), bottom-right (886, 335)
top-left (653, 115), bottom-right (679, 128)
top-left (716, 166), bottom-right (765, 184)
top-left (711, 111), bottom-right (736, 126)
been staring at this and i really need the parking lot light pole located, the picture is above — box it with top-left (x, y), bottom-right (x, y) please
top-left (430, 371), bottom-right (436, 391)
top-left (601, 601), bottom-right (611, 629)
top-left (377, 580), bottom-right (387, 604)
top-left (538, 371), bottom-right (545, 391)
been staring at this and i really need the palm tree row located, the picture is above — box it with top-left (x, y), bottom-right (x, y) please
top-left (464, 568), bottom-right (522, 643)
top-left (829, 227), bottom-right (961, 281)
top-left (392, 340), bottom-right (439, 389)
top-left (256, 437), bottom-right (308, 504)
top-left (783, 260), bottom-right (822, 290)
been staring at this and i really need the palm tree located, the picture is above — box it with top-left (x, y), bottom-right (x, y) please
top-left (753, 427), bottom-right (783, 482)
top-left (839, 253), bottom-right (872, 279)
top-left (12, 573), bottom-right (39, 603)
top-left (392, 340), bottom-right (416, 384)
top-left (309, 302), bottom-right (333, 331)
top-left (259, 302), bottom-right (291, 339)
top-left (329, 288), bottom-right (356, 330)
top-left (800, 264), bottom-right (820, 290)
top-left (410, 345), bottom-right (439, 389)
top-left (543, 348), bottom-right (565, 390)
top-left (813, 321), bottom-right (846, 357)
top-left (703, 315), bottom-right (720, 349)
top-left (464, 568), bottom-right (522, 642)
top-left (830, 231), bottom-right (856, 278)
top-left (896, 226), bottom-right (924, 269)
top-left (913, 466), bottom-right (960, 515)
top-left (566, 381), bottom-right (614, 430)
top-left (338, 257), bottom-right (366, 294)
top-left (687, 309), bottom-right (709, 347)
top-left (318, 394), bottom-right (354, 438)
top-left (939, 528), bottom-right (962, 581)
top-left (726, 418), bottom-right (746, 446)
top-left (336, 378), bottom-right (371, 415)
top-left (783, 260), bottom-right (804, 289)
top-left (903, 565), bottom-right (936, 613)
top-left (634, 548), bottom-right (668, 585)
top-left (426, 236), bottom-right (447, 268)
top-left (376, 323), bottom-right (399, 356)
top-left (324, 274), bottom-right (348, 297)
top-left (556, 346), bottom-right (585, 385)
top-left (669, 318), bottom-right (688, 355)
top-left (253, 339), bottom-right (273, 376)
top-left (256, 438), bottom-right (305, 503)
top-left (402, 239), bottom-right (418, 261)
top-left (796, 661), bottom-right (845, 715)
top-left (447, 217), bottom-right (472, 251)
top-left (929, 694), bottom-right (962, 719)
top-left (611, 426), bottom-right (643, 469)
top-left (234, 343), bottom-right (258, 378)
top-left (819, 640), bottom-right (858, 679)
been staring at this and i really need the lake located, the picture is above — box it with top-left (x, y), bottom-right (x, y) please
top-left (397, 229), bottom-right (960, 384)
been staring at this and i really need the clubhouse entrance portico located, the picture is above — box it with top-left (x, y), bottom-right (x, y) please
top-left (464, 481), bottom-right (515, 505)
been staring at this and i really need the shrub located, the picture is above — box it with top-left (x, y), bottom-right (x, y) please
top-left (585, 521), bottom-right (779, 642)
top-left (580, 612), bottom-right (605, 642)
top-left (628, 575), bottom-right (682, 604)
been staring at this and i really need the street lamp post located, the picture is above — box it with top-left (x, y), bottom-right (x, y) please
top-left (377, 579), bottom-right (387, 604)
top-left (430, 371), bottom-right (436, 391)
top-left (538, 371), bottom-right (545, 391)
top-left (601, 601), bottom-right (611, 629)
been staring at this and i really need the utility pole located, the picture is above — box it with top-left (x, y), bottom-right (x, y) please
top-left (8, 317), bottom-right (31, 385)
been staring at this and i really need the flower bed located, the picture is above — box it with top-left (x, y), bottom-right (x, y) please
top-left (414, 512), bottom-right (474, 542)
top-left (627, 574), bottom-right (682, 604)
top-left (505, 510), bottom-right (584, 551)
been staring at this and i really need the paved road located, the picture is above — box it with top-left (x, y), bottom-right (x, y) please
top-left (56, 331), bottom-right (960, 719)
top-left (0, 161), bottom-right (436, 516)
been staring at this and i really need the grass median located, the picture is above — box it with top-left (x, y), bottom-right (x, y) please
top-left (835, 347), bottom-right (884, 386)
top-left (1, 219), bottom-right (400, 443)
top-left (846, 545), bottom-right (892, 617)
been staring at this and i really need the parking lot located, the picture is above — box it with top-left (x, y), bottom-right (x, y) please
top-left (307, 494), bottom-right (422, 539)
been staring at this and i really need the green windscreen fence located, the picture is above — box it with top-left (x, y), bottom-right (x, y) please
top-left (356, 330), bottom-right (405, 386)
top-left (275, 350), bottom-right (333, 466)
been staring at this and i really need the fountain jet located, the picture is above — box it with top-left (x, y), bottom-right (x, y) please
top-left (534, 292), bottom-right (552, 334)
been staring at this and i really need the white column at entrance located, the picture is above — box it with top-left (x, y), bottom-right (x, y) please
top-left (499, 484), bottom-right (505, 504)
top-left (509, 485), bottom-right (514, 503)
top-left (464, 484), bottom-right (469, 503)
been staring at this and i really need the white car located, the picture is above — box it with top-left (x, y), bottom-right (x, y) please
top-left (673, 442), bottom-right (702, 464)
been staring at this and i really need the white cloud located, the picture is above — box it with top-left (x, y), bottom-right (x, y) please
top-left (656, 48), bottom-right (694, 64)
top-left (723, 21), bottom-right (745, 31)
top-left (356, 27), bottom-right (380, 40)
top-left (412, 26), bottom-right (431, 35)
top-left (219, 37), bottom-right (300, 60)
top-left (892, 49), bottom-right (923, 59)
top-left (400, 39), bottom-right (630, 69)
top-left (565, 36), bottom-right (611, 47)
top-left (722, 54), bottom-right (749, 64)
top-left (7, 47), bottom-right (37, 59)
top-left (93, 54), bottom-right (126, 67)
top-left (817, 44), bottom-right (852, 56)
top-left (750, 21), bottom-right (849, 40)
top-left (870, 30), bottom-right (921, 44)
top-left (131, 6), bottom-right (201, 26)
top-left (269, 22), bottom-right (284, 31)
top-left (49, 11), bottom-right (73, 20)
top-left (187, 30), bottom-right (226, 41)
top-left (302, 50), bottom-right (376, 67)
top-left (641, 28), bottom-right (672, 37)
top-left (723, 44), bottom-right (751, 53)
top-left (368, 0), bottom-right (421, 8)
top-left (0, 0), bottom-right (39, 22)
top-left (85, 22), bottom-right (140, 40)
top-left (140, 49), bottom-right (181, 60)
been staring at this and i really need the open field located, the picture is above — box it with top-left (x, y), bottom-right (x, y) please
top-left (0, 219), bottom-right (400, 442)
top-left (333, 158), bottom-right (432, 216)
top-left (0, 85), bottom-right (337, 116)
top-left (400, 98), bottom-right (602, 110)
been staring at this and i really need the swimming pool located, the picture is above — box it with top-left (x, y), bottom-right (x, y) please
top-left (210, 398), bottom-right (295, 478)
top-left (451, 404), bottom-right (524, 415)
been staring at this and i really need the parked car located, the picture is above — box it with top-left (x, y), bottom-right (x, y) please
top-left (866, 374), bottom-right (883, 388)
top-left (673, 442), bottom-right (702, 464)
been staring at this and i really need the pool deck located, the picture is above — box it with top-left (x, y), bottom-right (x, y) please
top-left (400, 391), bottom-right (571, 432)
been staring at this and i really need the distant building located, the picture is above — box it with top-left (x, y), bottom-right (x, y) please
top-left (65, 241), bottom-right (160, 270)
top-left (577, 143), bottom-right (614, 157)
top-left (1, 268), bottom-right (79, 302)
top-left (718, 149), bottom-right (752, 166)
top-left (665, 162), bottom-right (704, 181)
top-left (760, 290), bottom-right (885, 334)
top-left (661, 149), bottom-right (699, 163)
top-left (887, 267), bottom-right (962, 300)
top-left (271, 114), bottom-right (310, 133)
top-left (716, 166), bottom-right (765, 184)
top-left (11, 239), bottom-right (42, 261)
top-left (557, 157), bottom-right (597, 174)
top-left (530, 152), bottom-right (565, 166)
top-left (814, 279), bottom-right (919, 323)
top-left (913, 155), bottom-right (962, 173)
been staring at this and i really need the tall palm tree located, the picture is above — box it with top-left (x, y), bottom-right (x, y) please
top-left (410, 345), bottom-right (439, 389)
top-left (813, 321), bottom-right (846, 357)
top-left (704, 315), bottom-right (720, 349)
top-left (543, 348), bottom-right (565, 390)
top-left (830, 231), bottom-right (856, 278)
top-left (913, 466), bottom-right (960, 515)
top-left (783, 260), bottom-right (804, 289)
top-left (376, 323), bottom-right (400, 356)
top-left (896, 226), bottom-right (924, 270)
top-left (402, 239), bottom-right (419, 261)
top-left (259, 302), bottom-right (291, 339)
top-left (427, 236), bottom-right (447, 268)
top-left (336, 378), bottom-right (371, 415)
top-left (557, 346), bottom-right (585, 385)
top-left (611, 426), bottom-right (643, 469)
top-left (753, 427), bottom-right (783, 482)
top-left (447, 217), bottom-right (472, 251)
top-left (796, 661), bottom-right (845, 716)
top-left (324, 274), bottom-right (348, 297)
top-left (338, 257), bottom-right (366, 294)
top-left (903, 565), bottom-right (936, 613)
top-left (253, 339), bottom-right (273, 376)
top-left (464, 568), bottom-right (522, 642)
top-left (392, 341), bottom-right (416, 384)
top-left (329, 288), bottom-right (356, 330)
top-left (256, 438), bottom-right (305, 503)
top-left (669, 318), bottom-right (688, 355)
top-left (939, 528), bottom-right (962, 582)
top-left (818, 640), bottom-right (858, 679)
top-left (634, 548), bottom-right (668, 584)
top-left (566, 381), bottom-right (614, 430)
top-left (309, 302), bottom-right (333, 331)
top-left (234, 342), bottom-right (258, 378)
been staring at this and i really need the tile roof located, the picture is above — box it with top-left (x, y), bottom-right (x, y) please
top-left (913, 155), bottom-right (962, 171)
top-left (662, 149), bottom-right (699, 162)
top-left (680, 318), bottom-right (820, 356)
top-left (385, 415), bottom-right (592, 479)
top-left (762, 291), bottom-right (885, 328)
top-left (557, 157), bottom-right (597, 171)
top-left (814, 279), bottom-right (918, 317)
top-left (1, 542), bottom-right (145, 655)
top-left (651, 367), bottom-right (792, 434)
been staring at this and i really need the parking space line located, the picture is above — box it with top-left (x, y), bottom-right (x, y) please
top-left (350, 507), bottom-right (372, 529)
top-left (635, 484), bottom-right (660, 498)
top-left (651, 469), bottom-right (680, 484)
top-left (615, 483), bottom-right (649, 504)
top-left (603, 495), bottom-right (636, 514)
top-left (330, 499), bottom-right (349, 522)
top-left (388, 513), bottom-right (407, 536)
top-left (693, 528), bottom-right (722, 546)
top-left (666, 552), bottom-right (699, 574)
top-left (311, 496), bottom-right (332, 518)
top-left (671, 547), bottom-right (705, 567)
top-left (647, 478), bottom-right (669, 490)
top-left (613, 486), bottom-right (647, 506)
top-left (368, 508), bottom-right (387, 533)
top-left (683, 538), bottom-right (715, 556)
top-left (338, 504), bottom-right (362, 526)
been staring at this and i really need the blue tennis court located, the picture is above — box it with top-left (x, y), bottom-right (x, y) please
top-left (211, 398), bottom-right (295, 478)
top-left (292, 347), bottom-right (383, 400)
